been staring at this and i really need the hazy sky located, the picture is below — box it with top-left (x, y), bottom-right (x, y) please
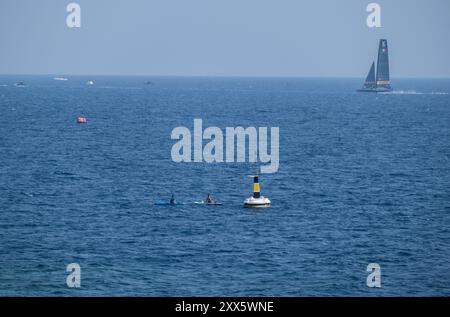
top-left (1, 0), bottom-right (449, 77)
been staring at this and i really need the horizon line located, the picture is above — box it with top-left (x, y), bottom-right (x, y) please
top-left (1, 73), bottom-right (450, 80)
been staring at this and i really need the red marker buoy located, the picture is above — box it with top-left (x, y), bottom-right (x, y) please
top-left (77, 117), bottom-right (87, 123)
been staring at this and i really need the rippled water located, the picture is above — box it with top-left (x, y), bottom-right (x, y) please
top-left (0, 76), bottom-right (449, 296)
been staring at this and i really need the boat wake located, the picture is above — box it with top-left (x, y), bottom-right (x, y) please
top-left (98, 86), bottom-right (143, 90)
top-left (380, 90), bottom-right (449, 95)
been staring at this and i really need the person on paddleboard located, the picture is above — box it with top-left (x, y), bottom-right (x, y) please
top-left (205, 193), bottom-right (216, 204)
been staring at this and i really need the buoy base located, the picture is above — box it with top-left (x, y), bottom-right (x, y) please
top-left (243, 196), bottom-right (271, 208)
top-left (244, 203), bottom-right (271, 208)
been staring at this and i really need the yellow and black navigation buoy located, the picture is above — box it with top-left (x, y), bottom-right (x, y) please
top-left (243, 175), bottom-right (271, 208)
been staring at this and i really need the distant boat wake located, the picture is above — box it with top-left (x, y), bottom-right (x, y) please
top-left (97, 86), bottom-right (143, 90)
top-left (379, 90), bottom-right (449, 95)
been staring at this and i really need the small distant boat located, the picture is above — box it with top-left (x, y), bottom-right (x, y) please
top-left (357, 39), bottom-right (393, 93)
top-left (194, 201), bottom-right (223, 206)
top-left (14, 82), bottom-right (26, 87)
top-left (143, 81), bottom-right (154, 86)
top-left (195, 194), bottom-right (221, 205)
top-left (77, 117), bottom-right (87, 124)
top-left (54, 77), bottom-right (68, 81)
top-left (155, 195), bottom-right (178, 206)
top-left (86, 80), bottom-right (94, 85)
top-left (243, 175), bottom-right (271, 208)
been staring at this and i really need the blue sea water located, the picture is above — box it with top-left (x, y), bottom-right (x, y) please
top-left (0, 75), bottom-right (449, 296)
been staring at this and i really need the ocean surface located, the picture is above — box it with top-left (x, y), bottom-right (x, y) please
top-left (0, 75), bottom-right (449, 296)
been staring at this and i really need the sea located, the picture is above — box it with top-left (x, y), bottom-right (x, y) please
top-left (0, 75), bottom-right (449, 296)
